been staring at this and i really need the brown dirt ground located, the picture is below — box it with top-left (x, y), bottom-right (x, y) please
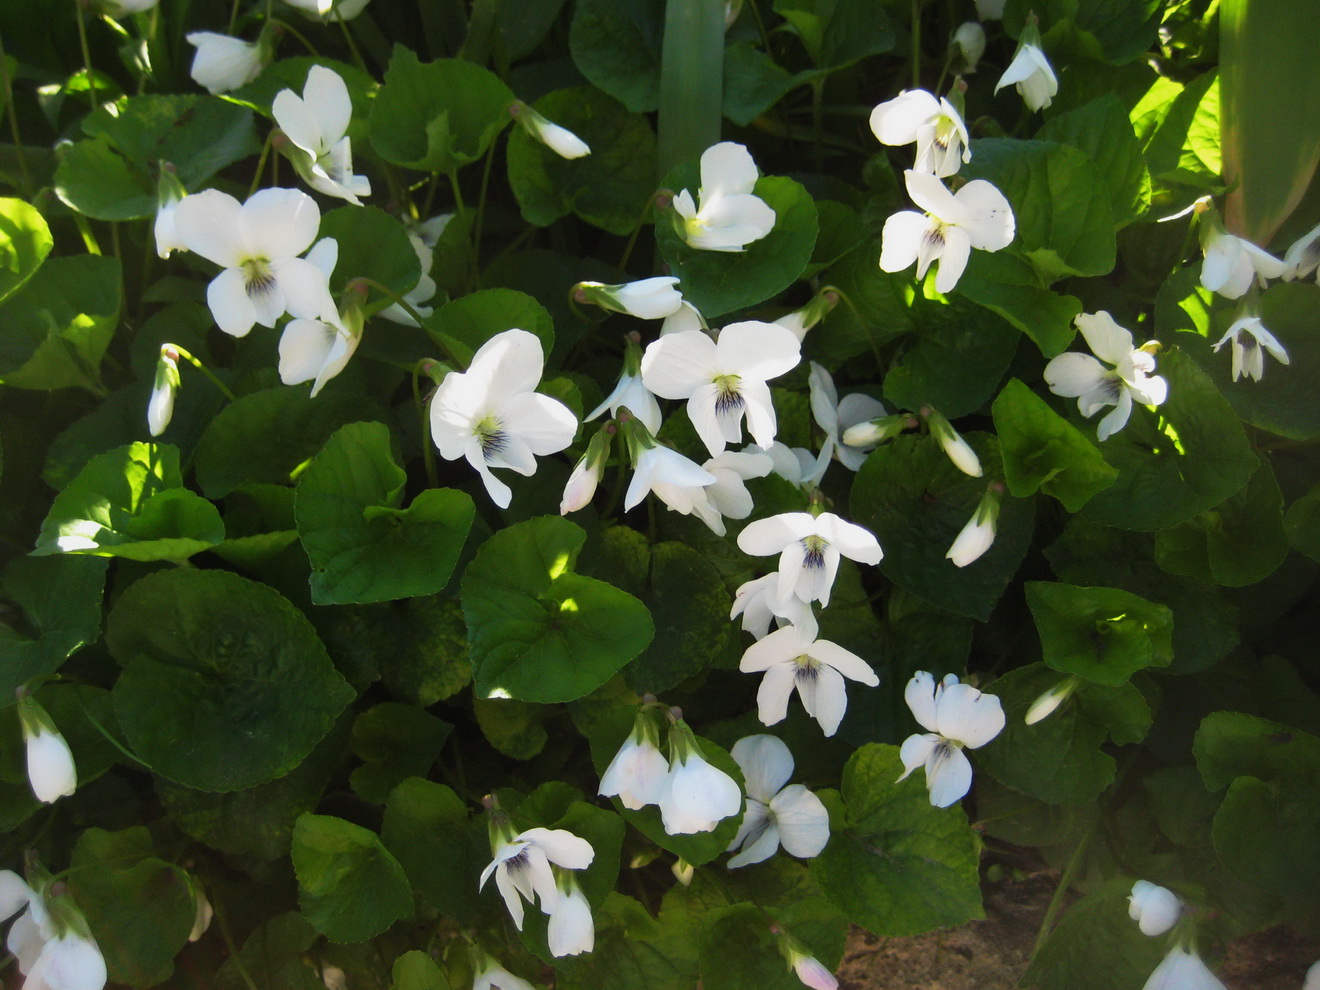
top-left (837, 872), bottom-right (1319, 990)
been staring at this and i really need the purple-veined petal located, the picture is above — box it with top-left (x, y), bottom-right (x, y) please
top-left (796, 661), bottom-right (849, 736)
top-left (933, 225), bottom-right (972, 293)
top-left (925, 742), bottom-right (974, 807)
top-left (206, 268), bottom-right (260, 337)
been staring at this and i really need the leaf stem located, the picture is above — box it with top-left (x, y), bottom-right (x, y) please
top-left (172, 345), bottom-right (238, 401)
top-left (0, 31), bottom-right (33, 198)
top-left (412, 362), bottom-right (439, 489)
top-left (1031, 817), bottom-right (1097, 957)
top-left (74, 0), bottom-right (98, 113)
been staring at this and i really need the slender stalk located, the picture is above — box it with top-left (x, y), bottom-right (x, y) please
top-left (246, 132), bottom-right (275, 198)
top-left (412, 363), bottom-right (439, 489)
top-left (173, 345), bottom-right (238, 401)
top-left (74, 0), bottom-right (99, 113)
top-left (911, 0), bottom-right (923, 89)
top-left (72, 214), bottom-right (102, 255)
top-left (0, 30), bottom-right (33, 197)
top-left (333, 10), bottom-right (367, 73)
top-left (213, 903), bottom-right (260, 990)
top-left (228, 0), bottom-right (242, 34)
top-left (353, 276), bottom-right (434, 334)
top-left (615, 191), bottom-right (662, 277)
top-left (472, 143), bottom-right (495, 273)
top-left (77, 694), bottom-right (151, 768)
top-left (1031, 818), bottom-right (1097, 956)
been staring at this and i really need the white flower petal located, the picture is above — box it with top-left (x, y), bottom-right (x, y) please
top-left (925, 742), bottom-right (974, 807)
top-left (700, 141), bottom-right (760, 199)
top-left (771, 784), bottom-right (830, 858)
top-left (730, 734), bottom-right (794, 803)
top-left (754, 662), bottom-right (798, 727)
top-left (934, 682), bottom-right (1005, 748)
top-left (897, 732), bottom-right (941, 779)
top-left (869, 90), bottom-right (942, 146)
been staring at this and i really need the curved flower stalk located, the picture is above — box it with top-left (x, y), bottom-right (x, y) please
top-left (17, 692), bottom-right (76, 804)
top-left (429, 329), bottom-right (578, 508)
top-left (479, 826), bottom-right (593, 930)
top-left (1128, 880), bottom-right (1182, 937)
top-left (1043, 311), bottom-right (1167, 441)
top-left (671, 142), bottom-right (776, 252)
top-left (659, 720), bottom-right (743, 835)
top-left (574, 277), bottom-right (684, 321)
top-left (1212, 313), bottom-right (1288, 382)
top-left (736, 511), bottom-right (882, 608)
top-left (173, 187), bottom-right (338, 338)
top-left (730, 572), bottom-right (818, 641)
top-left (277, 239), bottom-right (363, 397)
top-left (147, 344), bottom-right (180, 437)
top-left (946, 486), bottom-right (1000, 567)
top-left (898, 671), bottom-right (1005, 807)
top-left (273, 66), bottom-right (371, 205)
top-left (869, 90), bottom-right (971, 178)
top-left (808, 362), bottom-right (887, 476)
top-left (739, 627), bottom-right (879, 736)
top-left (1199, 211), bottom-right (1286, 299)
top-left (641, 321), bottom-right (801, 457)
top-left (185, 31), bottom-right (270, 95)
top-left (378, 229), bottom-right (440, 326)
top-left (726, 735), bottom-right (829, 868)
top-left (599, 708), bottom-right (669, 810)
top-left (560, 425), bottom-right (614, 515)
top-left (879, 170), bottom-right (1015, 293)
top-left (512, 101), bottom-right (591, 160)
top-left (994, 24), bottom-right (1057, 112)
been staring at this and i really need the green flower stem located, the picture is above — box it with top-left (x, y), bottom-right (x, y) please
top-left (910, 0), bottom-right (923, 89)
top-left (615, 190), bottom-right (663, 277)
top-left (246, 132), bottom-right (275, 199)
top-left (171, 346), bottom-right (238, 401)
top-left (213, 902), bottom-right (260, 990)
top-left (76, 692), bottom-right (152, 769)
top-left (71, 213), bottom-right (102, 256)
top-left (351, 277), bottom-right (445, 347)
top-left (1031, 816), bottom-right (1097, 958)
top-left (472, 143), bottom-right (496, 276)
top-left (656, 0), bottom-right (725, 182)
top-left (0, 31), bottom-right (33, 198)
top-left (333, 10), bottom-right (367, 73)
top-left (412, 362), bottom-right (440, 489)
top-left (74, 0), bottom-right (98, 113)
top-left (228, 0), bottom-right (242, 34)
top-left (269, 18), bottom-right (320, 57)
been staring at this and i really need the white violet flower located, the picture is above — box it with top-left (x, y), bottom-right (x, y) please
top-left (736, 511), bottom-right (883, 609)
top-left (785, 944), bottom-right (838, 990)
top-left (153, 167), bottom-right (187, 260)
top-left (640, 321), bottom-right (801, 457)
top-left (473, 961), bottom-right (535, 990)
top-left (185, 32), bottom-right (268, 95)
top-left (1024, 677), bottom-right (1077, 725)
top-left (1199, 222), bottom-right (1287, 299)
top-left (689, 450), bottom-right (775, 537)
top-left (273, 65), bottom-right (371, 205)
top-left (575, 277), bottom-right (684, 321)
top-left (880, 170), bottom-right (1015, 293)
top-left (277, 238), bottom-right (361, 397)
top-left (0, 874), bottom-right (107, 990)
top-left (173, 187), bottom-right (337, 338)
top-left (1128, 880), bottom-right (1183, 938)
top-left (478, 827), bottom-right (593, 930)
top-left (729, 573), bottom-right (818, 641)
top-left (671, 142), bottom-right (776, 252)
top-left (1043, 311), bottom-right (1168, 441)
top-left (546, 876), bottom-right (594, 957)
top-left (281, 0), bottom-right (373, 21)
top-left (739, 626), bottom-right (879, 737)
top-left (661, 300), bottom-right (706, 336)
top-left (995, 43), bottom-right (1058, 111)
top-left (869, 90), bottom-right (971, 178)
top-left (429, 329), bottom-right (578, 508)
top-left (946, 487), bottom-right (1000, 568)
top-left (512, 102), bottom-right (591, 160)
top-left (951, 23), bottom-right (986, 73)
top-left (1212, 314), bottom-right (1289, 382)
top-left (624, 444), bottom-right (717, 521)
top-left (599, 714), bottom-right (669, 811)
top-left (659, 722), bottom-right (743, 835)
top-left (17, 695), bottom-right (76, 804)
top-left (1141, 946), bottom-right (1226, 990)
top-left (1283, 221), bottom-right (1320, 282)
top-left (726, 735), bottom-right (830, 868)
top-left (898, 671), bottom-right (1005, 807)
top-left (808, 362), bottom-right (887, 475)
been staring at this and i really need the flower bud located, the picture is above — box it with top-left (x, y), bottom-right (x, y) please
top-left (946, 487), bottom-right (1000, 568)
top-left (154, 166), bottom-right (188, 259)
top-left (148, 344), bottom-right (181, 437)
top-left (924, 407), bottom-right (982, 477)
top-left (775, 932), bottom-right (838, 990)
top-left (511, 101), bottom-right (591, 159)
top-left (951, 22), bottom-right (985, 73)
top-left (842, 414), bottom-right (908, 448)
top-left (574, 277), bottom-right (684, 321)
top-left (560, 426), bottom-right (613, 515)
top-left (16, 693), bottom-right (76, 804)
top-left (1025, 677), bottom-right (1078, 725)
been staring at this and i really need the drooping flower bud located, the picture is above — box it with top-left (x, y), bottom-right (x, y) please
top-left (946, 486), bottom-right (1001, 568)
top-left (923, 406), bottom-right (982, 477)
top-left (511, 101), bottom-right (591, 159)
top-left (1025, 677), bottom-right (1078, 725)
top-left (148, 344), bottom-right (181, 437)
top-left (16, 690), bottom-right (76, 804)
top-left (561, 425), bottom-right (615, 515)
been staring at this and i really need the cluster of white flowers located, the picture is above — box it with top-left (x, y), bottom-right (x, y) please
top-left (871, 86), bottom-right (1015, 293)
top-left (0, 871), bottom-right (106, 990)
top-left (480, 824), bottom-right (595, 956)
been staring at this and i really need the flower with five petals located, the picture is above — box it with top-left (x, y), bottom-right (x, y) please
top-left (671, 143), bottom-right (776, 252)
top-left (879, 170), bottom-right (1015, 293)
top-left (994, 42), bottom-right (1057, 111)
top-left (729, 572), bottom-right (818, 641)
top-left (898, 671), bottom-right (1005, 807)
top-left (869, 90), bottom-right (971, 178)
top-left (273, 66), bottom-right (371, 205)
top-left (430, 329), bottom-right (578, 508)
top-left (736, 511), bottom-right (882, 609)
top-left (739, 627), bottom-right (879, 737)
top-left (478, 827), bottom-right (593, 930)
top-left (599, 712), bottom-right (669, 811)
top-left (1212, 314), bottom-right (1289, 382)
top-left (1199, 219), bottom-right (1287, 300)
top-left (641, 321), bottom-right (801, 457)
top-left (173, 187), bottom-right (337, 337)
top-left (1043, 311), bottom-right (1167, 441)
top-left (726, 735), bottom-right (830, 868)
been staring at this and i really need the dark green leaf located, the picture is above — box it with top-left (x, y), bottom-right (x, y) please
top-left (851, 433), bottom-right (1034, 621)
top-left (107, 568), bottom-right (354, 791)
top-left (349, 702), bottom-right (451, 804)
top-left (506, 87), bottom-right (656, 236)
top-left (369, 47), bottom-right (513, 173)
top-left (722, 44), bottom-right (802, 127)
top-left (320, 206), bottom-right (423, 300)
top-left (1021, 879), bottom-right (1165, 990)
top-left (382, 777), bottom-right (482, 922)
top-left (0, 254), bottom-right (120, 391)
top-left (473, 696), bottom-right (548, 759)
top-left (813, 744), bottom-right (982, 935)
top-left (772, 0), bottom-right (894, 70)
top-left (0, 554), bottom-right (106, 696)
top-left (1038, 93), bottom-right (1151, 228)
top-left (424, 288), bottom-right (554, 368)
top-left (568, 0), bottom-right (664, 113)
top-left (390, 951), bottom-right (450, 990)
top-left (34, 442), bottom-right (224, 561)
top-left (296, 422), bottom-right (474, 605)
top-left (992, 379), bottom-right (1118, 510)
top-left (292, 813), bottom-right (414, 943)
top-left (1026, 582), bottom-right (1173, 685)
top-left (883, 303), bottom-right (1019, 420)
top-left (958, 251), bottom-right (1081, 358)
top-left (461, 516), bottom-right (654, 703)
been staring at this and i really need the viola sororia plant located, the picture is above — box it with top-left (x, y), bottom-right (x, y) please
top-left (0, 1), bottom-right (1316, 988)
